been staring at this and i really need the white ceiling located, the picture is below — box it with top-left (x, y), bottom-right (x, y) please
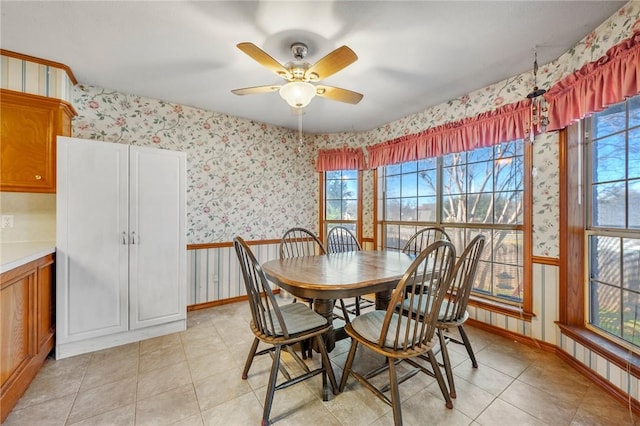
top-left (0, 1), bottom-right (626, 134)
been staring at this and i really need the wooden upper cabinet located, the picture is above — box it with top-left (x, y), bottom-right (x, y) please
top-left (0, 89), bottom-right (77, 193)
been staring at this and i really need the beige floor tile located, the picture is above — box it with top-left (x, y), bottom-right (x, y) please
top-left (253, 381), bottom-right (322, 425)
top-left (193, 365), bottom-right (254, 412)
top-left (67, 403), bottom-right (135, 426)
top-left (327, 378), bottom-right (391, 424)
top-left (571, 384), bottom-right (636, 425)
top-left (137, 360), bottom-right (193, 400)
top-left (427, 375), bottom-right (495, 419)
top-left (181, 334), bottom-right (226, 361)
top-left (451, 358), bottom-right (515, 396)
top-left (13, 370), bottom-right (83, 410)
top-left (518, 354), bottom-right (592, 402)
top-left (89, 342), bottom-right (139, 364)
top-left (3, 393), bottom-right (75, 426)
top-left (139, 332), bottom-right (182, 355)
top-left (138, 344), bottom-right (186, 374)
top-left (200, 392), bottom-right (265, 426)
top-left (170, 413), bottom-right (205, 426)
top-left (400, 387), bottom-right (473, 426)
top-left (473, 344), bottom-right (534, 378)
top-left (135, 384), bottom-right (200, 426)
top-left (500, 379), bottom-right (580, 424)
top-left (67, 376), bottom-right (137, 424)
top-left (475, 398), bottom-right (548, 426)
top-left (187, 349), bottom-right (240, 383)
top-left (37, 353), bottom-right (91, 381)
top-left (80, 353), bottom-right (138, 391)
top-left (277, 398), bottom-right (342, 426)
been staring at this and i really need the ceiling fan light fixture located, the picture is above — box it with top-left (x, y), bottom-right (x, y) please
top-left (279, 81), bottom-right (316, 108)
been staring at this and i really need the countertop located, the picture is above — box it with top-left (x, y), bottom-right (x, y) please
top-left (0, 241), bottom-right (56, 274)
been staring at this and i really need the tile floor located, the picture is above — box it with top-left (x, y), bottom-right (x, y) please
top-left (3, 300), bottom-right (637, 426)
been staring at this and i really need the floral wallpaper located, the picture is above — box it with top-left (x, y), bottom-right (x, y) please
top-left (71, 2), bottom-right (640, 254)
top-left (72, 87), bottom-right (318, 243)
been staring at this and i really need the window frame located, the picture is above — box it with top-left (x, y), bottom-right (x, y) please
top-left (559, 104), bottom-right (640, 375)
top-left (583, 98), bottom-right (640, 350)
top-left (377, 139), bottom-right (533, 319)
top-left (319, 170), bottom-right (363, 245)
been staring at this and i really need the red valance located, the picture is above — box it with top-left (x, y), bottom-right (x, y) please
top-left (545, 29), bottom-right (640, 131)
top-left (316, 146), bottom-right (366, 171)
top-left (367, 100), bottom-right (531, 168)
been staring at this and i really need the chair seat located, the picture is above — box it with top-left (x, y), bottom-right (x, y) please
top-left (401, 297), bottom-right (468, 325)
top-left (350, 310), bottom-right (434, 349)
top-left (438, 310), bottom-right (469, 328)
top-left (267, 302), bottom-right (328, 336)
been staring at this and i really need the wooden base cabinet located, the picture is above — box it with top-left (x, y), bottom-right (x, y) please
top-left (56, 137), bottom-right (187, 359)
top-left (0, 89), bottom-right (76, 193)
top-left (0, 253), bottom-right (55, 423)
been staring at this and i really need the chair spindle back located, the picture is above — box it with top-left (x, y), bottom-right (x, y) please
top-left (280, 227), bottom-right (326, 259)
top-left (327, 226), bottom-right (362, 253)
top-left (380, 240), bottom-right (456, 351)
top-left (439, 235), bottom-right (486, 323)
top-left (234, 236), bottom-right (289, 338)
top-left (402, 226), bottom-right (450, 257)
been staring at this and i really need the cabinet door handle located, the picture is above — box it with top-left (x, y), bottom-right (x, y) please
top-left (131, 232), bottom-right (136, 244)
top-left (35, 174), bottom-right (42, 180)
top-left (122, 231), bottom-right (127, 245)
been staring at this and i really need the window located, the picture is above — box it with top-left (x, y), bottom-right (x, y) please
top-left (381, 140), bottom-right (525, 305)
top-left (322, 170), bottom-right (359, 238)
top-left (586, 95), bottom-right (640, 348)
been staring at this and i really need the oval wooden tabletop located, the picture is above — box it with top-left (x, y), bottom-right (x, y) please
top-left (261, 250), bottom-right (414, 300)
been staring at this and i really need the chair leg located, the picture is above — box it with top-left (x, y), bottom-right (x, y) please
top-left (458, 325), bottom-right (478, 368)
top-left (242, 337), bottom-right (260, 379)
top-left (428, 349), bottom-right (453, 409)
top-left (388, 357), bottom-right (402, 426)
top-left (354, 296), bottom-right (361, 316)
top-left (339, 339), bottom-right (359, 392)
top-left (339, 299), bottom-right (351, 324)
top-left (315, 335), bottom-right (339, 396)
top-left (437, 329), bottom-right (456, 398)
top-left (261, 345), bottom-right (282, 426)
top-left (300, 339), bottom-right (313, 360)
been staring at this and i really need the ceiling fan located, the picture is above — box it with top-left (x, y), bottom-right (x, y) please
top-left (231, 42), bottom-right (363, 109)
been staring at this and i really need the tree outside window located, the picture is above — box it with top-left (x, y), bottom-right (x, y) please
top-left (382, 140), bottom-right (524, 304)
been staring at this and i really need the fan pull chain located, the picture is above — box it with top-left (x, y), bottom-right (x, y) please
top-left (297, 111), bottom-right (304, 153)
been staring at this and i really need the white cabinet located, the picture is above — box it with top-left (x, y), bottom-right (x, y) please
top-left (55, 136), bottom-right (186, 359)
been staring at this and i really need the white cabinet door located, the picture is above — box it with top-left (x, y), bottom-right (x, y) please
top-left (56, 136), bottom-right (129, 343)
top-left (56, 137), bottom-right (187, 358)
top-left (129, 146), bottom-right (186, 329)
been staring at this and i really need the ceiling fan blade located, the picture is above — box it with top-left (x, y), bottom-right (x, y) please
top-left (305, 46), bottom-right (357, 81)
top-left (237, 42), bottom-right (292, 80)
top-left (231, 85), bottom-right (281, 96)
top-left (315, 85), bottom-right (363, 104)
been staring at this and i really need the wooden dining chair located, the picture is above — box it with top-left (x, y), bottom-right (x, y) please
top-left (280, 227), bottom-right (351, 357)
top-left (234, 237), bottom-right (338, 426)
top-left (279, 227), bottom-right (326, 358)
top-left (401, 226), bottom-right (450, 257)
top-left (280, 227), bottom-right (327, 258)
top-left (399, 235), bottom-right (485, 399)
top-left (435, 234), bottom-right (485, 397)
top-left (339, 240), bottom-right (457, 425)
top-left (326, 225), bottom-right (374, 317)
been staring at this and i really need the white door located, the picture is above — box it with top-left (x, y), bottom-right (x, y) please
top-left (128, 146), bottom-right (186, 329)
top-left (56, 137), bottom-right (129, 342)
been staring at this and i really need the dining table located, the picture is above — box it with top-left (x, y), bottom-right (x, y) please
top-left (261, 249), bottom-right (414, 352)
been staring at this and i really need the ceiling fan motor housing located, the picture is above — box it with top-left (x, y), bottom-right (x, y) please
top-left (290, 42), bottom-right (308, 60)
